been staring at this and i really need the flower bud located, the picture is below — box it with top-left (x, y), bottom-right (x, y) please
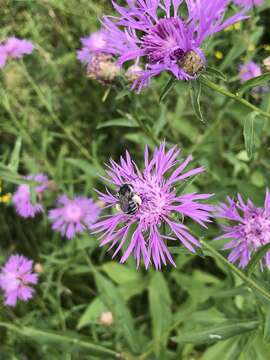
top-left (87, 54), bottom-right (120, 84)
top-left (100, 311), bottom-right (114, 326)
top-left (263, 56), bottom-right (270, 72)
top-left (34, 263), bottom-right (43, 274)
top-left (126, 65), bottom-right (143, 83)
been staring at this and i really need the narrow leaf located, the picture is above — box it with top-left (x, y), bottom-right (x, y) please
top-left (96, 118), bottom-right (139, 129)
top-left (239, 73), bottom-right (270, 95)
top-left (172, 320), bottom-right (258, 345)
top-left (0, 322), bottom-right (119, 358)
top-left (205, 67), bottom-right (227, 82)
top-left (243, 112), bottom-right (256, 159)
top-left (159, 77), bottom-right (176, 103)
top-left (77, 298), bottom-right (106, 330)
top-left (8, 137), bottom-right (22, 172)
top-left (149, 272), bottom-right (172, 358)
top-left (191, 80), bottom-right (204, 122)
top-left (94, 272), bottom-right (140, 353)
top-left (246, 243), bottom-right (270, 276)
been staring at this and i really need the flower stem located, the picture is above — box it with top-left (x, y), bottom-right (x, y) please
top-left (201, 240), bottom-right (270, 302)
top-left (200, 76), bottom-right (270, 120)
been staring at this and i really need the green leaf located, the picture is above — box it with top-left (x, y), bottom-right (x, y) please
top-left (243, 112), bottom-right (256, 159)
top-left (94, 272), bottom-right (140, 353)
top-left (159, 77), bottom-right (176, 103)
top-left (101, 262), bottom-right (140, 285)
top-left (77, 298), bottom-right (106, 330)
top-left (66, 158), bottom-right (98, 176)
top-left (0, 322), bottom-right (119, 358)
top-left (205, 67), bottom-right (227, 82)
top-left (201, 336), bottom-right (250, 360)
top-left (239, 73), bottom-right (270, 95)
top-left (96, 118), bottom-right (139, 129)
top-left (246, 243), bottom-right (270, 276)
top-left (172, 320), bottom-right (258, 345)
top-left (8, 137), bottom-right (22, 172)
top-left (263, 305), bottom-right (270, 343)
top-left (191, 80), bottom-right (204, 122)
top-left (149, 272), bottom-right (172, 359)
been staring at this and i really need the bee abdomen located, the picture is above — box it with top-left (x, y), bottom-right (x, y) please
top-left (126, 200), bottom-right (138, 215)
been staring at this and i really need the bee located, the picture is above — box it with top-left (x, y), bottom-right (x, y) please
top-left (116, 183), bottom-right (142, 215)
top-left (179, 50), bottom-right (204, 76)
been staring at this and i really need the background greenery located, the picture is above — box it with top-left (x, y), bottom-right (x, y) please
top-left (1, 0), bottom-right (270, 359)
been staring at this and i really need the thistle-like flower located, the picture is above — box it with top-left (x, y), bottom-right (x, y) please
top-left (239, 61), bottom-right (262, 82)
top-left (92, 143), bottom-right (213, 269)
top-left (101, 0), bottom-right (248, 91)
top-left (0, 37), bottom-right (34, 69)
top-left (0, 254), bottom-right (38, 306)
top-left (216, 191), bottom-right (270, 269)
top-left (77, 31), bottom-right (107, 65)
top-left (233, 0), bottom-right (263, 7)
top-left (12, 174), bottom-right (49, 218)
top-left (48, 195), bottom-right (101, 239)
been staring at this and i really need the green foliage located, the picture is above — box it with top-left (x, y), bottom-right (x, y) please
top-left (1, 1), bottom-right (270, 359)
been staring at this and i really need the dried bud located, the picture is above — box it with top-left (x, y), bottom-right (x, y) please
top-left (263, 56), bottom-right (270, 72)
top-left (179, 50), bottom-right (204, 76)
top-left (34, 263), bottom-right (43, 274)
top-left (126, 65), bottom-right (143, 83)
top-left (87, 54), bottom-right (120, 84)
top-left (47, 180), bottom-right (58, 192)
top-left (100, 311), bottom-right (114, 326)
top-left (96, 200), bottom-right (106, 209)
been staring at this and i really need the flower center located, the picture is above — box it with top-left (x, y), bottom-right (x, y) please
top-left (243, 211), bottom-right (270, 248)
top-left (142, 18), bottom-right (186, 64)
top-left (64, 203), bottom-right (83, 222)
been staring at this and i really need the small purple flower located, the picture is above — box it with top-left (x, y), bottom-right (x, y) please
top-left (92, 143), bottom-right (213, 270)
top-left (101, 0), bottom-right (248, 91)
top-left (233, 0), bottom-right (263, 7)
top-left (0, 37), bottom-right (34, 69)
top-left (216, 191), bottom-right (270, 269)
top-left (0, 254), bottom-right (38, 307)
top-left (48, 195), bottom-right (101, 239)
top-left (12, 174), bottom-right (49, 218)
top-left (77, 31), bottom-right (107, 65)
top-left (239, 61), bottom-right (262, 82)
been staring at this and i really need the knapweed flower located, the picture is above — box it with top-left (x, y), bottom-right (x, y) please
top-left (0, 37), bottom-right (34, 69)
top-left (77, 31), bottom-right (120, 83)
top-left (48, 195), bottom-right (101, 239)
top-left (216, 191), bottom-right (270, 269)
top-left (239, 61), bottom-right (262, 82)
top-left (12, 174), bottom-right (49, 218)
top-left (233, 0), bottom-right (263, 7)
top-left (92, 143), bottom-right (213, 269)
top-left (0, 254), bottom-right (38, 306)
top-left (77, 31), bottom-right (107, 65)
top-left (101, 0), bottom-right (248, 91)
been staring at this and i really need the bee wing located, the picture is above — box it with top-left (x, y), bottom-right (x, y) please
top-left (119, 196), bottom-right (131, 213)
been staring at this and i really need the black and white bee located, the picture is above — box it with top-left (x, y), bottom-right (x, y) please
top-left (116, 183), bottom-right (142, 215)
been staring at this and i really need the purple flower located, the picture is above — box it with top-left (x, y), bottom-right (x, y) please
top-left (239, 61), bottom-right (262, 82)
top-left (77, 31), bottom-right (107, 65)
top-left (92, 143), bottom-right (213, 270)
top-left (12, 174), bottom-right (49, 218)
top-left (233, 0), bottom-right (263, 7)
top-left (0, 37), bottom-right (34, 69)
top-left (216, 191), bottom-right (270, 269)
top-left (48, 195), bottom-right (101, 239)
top-left (0, 254), bottom-right (38, 307)
top-left (101, 0), bottom-right (248, 91)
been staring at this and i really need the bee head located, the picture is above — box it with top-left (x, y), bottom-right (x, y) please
top-left (118, 183), bottom-right (134, 197)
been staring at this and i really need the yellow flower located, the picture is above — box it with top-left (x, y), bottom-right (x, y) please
top-left (248, 44), bottom-right (255, 52)
top-left (215, 51), bottom-right (224, 60)
top-left (0, 193), bottom-right (12, 204)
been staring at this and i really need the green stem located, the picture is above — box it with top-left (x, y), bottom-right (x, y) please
top-left (201, 240), bottom-right (270, 302)
top-left (200, 77), bottom-right (270, 120)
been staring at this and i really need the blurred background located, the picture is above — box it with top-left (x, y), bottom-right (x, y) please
top-left (0, 0), bottom-right (270, 359)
